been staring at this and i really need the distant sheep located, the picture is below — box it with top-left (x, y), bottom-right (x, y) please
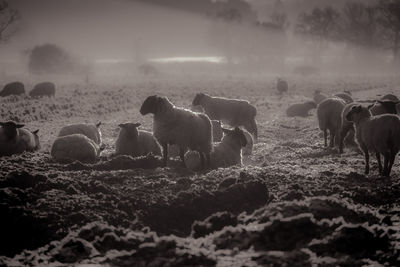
top-left (380, 93), bottom-right (399, 102)
top-left (0, 82), bottom-right (25, 97)
top-left (286, 101), bottom-right (316, 117)
top-left (313, 90), bottom-right (327, 105)
top-left (192, 93), bottom-right (258, 140)
top-left (51, 134), bottom-right (101, 163)
top-left (334, 93), bottom-right (353, 104)
top-left (140, 95), bottom-right (212, 168)
top-left (346, 105), bottom-right (400, 177)
top-left (29, 82), bottom-right (56, 98)
top-left (185, 127), bottom-right (247, 171)
top-left (192, 105), bottom-right (223, 142)
top-left (115, 122), bottom-right (162, 157)
top-left (368, 100), bottom-right (399, 116)
top-left (277, 78), bottom-right (288, 95)
top-left (317, 97), bottom-right (346, 148)
top-left (58, 122), bottom-right (102, 145)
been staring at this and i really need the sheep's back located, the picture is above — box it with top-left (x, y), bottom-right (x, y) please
top-left (365, 115), bottom-right (400, 153)
top-left (58, 124), bottom-right (101, 144)
top-left (51, 134), bottom-right (99, 162)
top-left (138, 130), bottom-right (162, 156)
top-left (317, 98), bottom-right (345, 131)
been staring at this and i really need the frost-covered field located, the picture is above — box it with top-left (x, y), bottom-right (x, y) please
top-left (0, 74), bottom-right (400, 266)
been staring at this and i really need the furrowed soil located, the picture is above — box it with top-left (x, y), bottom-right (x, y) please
top-left (0, 75), bottom-right (399, 266)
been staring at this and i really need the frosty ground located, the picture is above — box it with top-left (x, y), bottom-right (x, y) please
top-left (0, 74), bottom-right (399, 266)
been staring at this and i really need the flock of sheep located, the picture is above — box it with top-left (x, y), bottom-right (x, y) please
top-left (1, 79), bottom-right (400, 176)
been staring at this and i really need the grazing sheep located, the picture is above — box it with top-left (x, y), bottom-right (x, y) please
top-left (241, 128), bottom-right (254, 155)
top-left (334, 93), bottom-right (353, 104)
top-left (277, 78), bottom-right (288, 95)
top-left (346, 105), bottom-right (400, 176)
top-left (0, 121), bottom-right (24, 156)
top-left (369, 100), bottom-right (399, 116)
top-left (191, 105), bottom-right (223, 142)
top-left (58, 122), bottom-right (102, 145)
top-left (380, 93), bottom-right (399, 102)
top-left (51, 134), bottom-right (101, 163)
top-left (0, 82), bottom-right (25, 97)
top-left (192, 93), bottom-right (258, 140)
top-left (313, 90), bottom-right (327, 105)
top-left (286, 101), bottom-right (317, 117)
top-left (115, 122), bottom-right (162, 157)
top-left (29, 82), bottom-right (56, 98)
top-left (317, 97), bottom-right (346, 148)
top-left (185, 127), bottom-right (247, 171)
top-left (140, 95), bottom-right (213, 168)
top-left (339, 102), bottom-right (358, 153)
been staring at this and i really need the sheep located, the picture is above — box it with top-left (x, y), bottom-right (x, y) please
top-left (0, 121), bottom-right (24, 156)
top-left (58, 122), bottom-right (102, 145)
top-left (192, 105), bottom-right (223, 142)
top-left (368, 100), bottom-right (399, 116)
top-left (51, 134), bottom-right (101, 163)
top-left (29, 82), bottom-right (56, 98)
top-left (313, 90), bottom-right (327, 105)
top-left (334, 93), bottom-right (353, 104)
top-left (317, 97), bottom-right (346, 148)
top-left (192, 93), bottom-right (258, 140)
top-left (339, 102), bottom-right (358, 153)
top-left (17, 128), bottom-right (40, 152)
top-left (380, 93), bottom-right (399, 102)
top-left (115, 122), bottom-right (162, 157)
top-left (185, 127), bottom-right (247, 171)
top-left (286, 101), bottom-right (317, 117)
top-left (0, 82), bottom-right (25, 97)
top-left (346, 105), bottom-right (400, 177)
top-left (277, 78), bottom-right (288, 95)
top-left (140, 95), bottom-right (213, 168)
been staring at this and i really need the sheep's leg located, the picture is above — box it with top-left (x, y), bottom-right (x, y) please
top-left (388, 153), bottom-right (396, 177)
top-left (205, 153), bottom-right (211, 168)
top-left (162, 143), bottom-right (168, 167)
top-left (339, 126), bottom-right (350, 153)
top-left (179, 147), bottom-right (186, 167)
top-left (360, 144), bottom-right (369, 174)
top-left (199, 153), bottom-right (206, 169)
top-left (375, 152), bottom-right (382, 174)
top-left (329, 129), bottom-right (335, 148)
top-left (383, 154), bottom-right (389, 177)
top-left (323, 129), bottom-right (328, 147)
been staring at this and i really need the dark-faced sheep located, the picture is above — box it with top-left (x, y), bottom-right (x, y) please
top-left (29, 82), bottom-right (56, 98)
top-left (317, 97), bottom-right (346, 148)
top-left (346, 105), bottom-right (400, 177)
top-left (368, 100), bottom-right (399, 116)
top-left (192, 93), bottom-right (258, 141)
top-left (0, 121), bottom-right (24, 156)
top-left (286, 101), bottom-right (316, 117)
top-left (0, 82), bottom-right (25, 97)
top-left (140, 95), bottom-right (213, 168)
top-left (115, 122), bottom-right (162, 157)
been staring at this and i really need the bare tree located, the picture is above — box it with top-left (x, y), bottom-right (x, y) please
top-left (0, 0), bottom-right (19, 43)
top-left (378, 0), bottom-right (400, 64)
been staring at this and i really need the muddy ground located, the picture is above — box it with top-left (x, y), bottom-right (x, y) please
top-left (0, 75), bottom-right (399, 266)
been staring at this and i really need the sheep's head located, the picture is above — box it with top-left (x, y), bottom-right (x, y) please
top-left (192, 93), bottom-right (206, 106)
top-left (222, 127), bottom-right (247, 147)
top-left (119, 123), bottom-right (141, 138)
top-left (376, 100), bottom-right (399, 115)
top-left (0, 121), bottom-right (24, 140)
top-left (140, 95), bottom-right (172, 115)
top-left (346, 105), bottom-right (370, 122)
top-left (306, 101), bottom-right (317, 109)
top-left (32, 129), bottom-right (41, 150)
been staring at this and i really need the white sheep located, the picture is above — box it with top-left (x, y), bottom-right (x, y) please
top-left (334, 93), bottom-right (353, 104)
top-left (51, 134), bottom-right (101, 163)
top-left (286, 101), bottom-right (316, 117)
top-left (346, 105), bottom-right (400, 176)
top-left (140, 95), bottom-right (213, 168)
top-left (368, 100), bottom-right (399, 116)
top-left (313, 90), bottom-right (327, 105)
top-left (115, 122), bottom-right (162, 157)
top-left (58, 122), bottom-right (102, 145)
top-left (192, 93), bottom-right (258, 140)
top-left (317, 97), bottom-right (346, 148)
top-left (185, 127), bottom-right (247, 171)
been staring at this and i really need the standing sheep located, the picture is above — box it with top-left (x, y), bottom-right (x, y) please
top-left (51, 134), bottom-right (101, 163)
top-left (58, 122), bottom-right (102, 145)
top-left (286, 101), bottom-right (317, 117)
top-left (317, 97), bottom-right (346, 148)
top-left (115, 122), bottom-right (162, 157)
top-left (313, 90), bottom-right (327, 105)
top-left (192, 93), bottom-right (258, 140)
top-left (334, 93), bottom-right (353, 104)
top-left (140, 95), bottom-right (213, 168)
top-left (277, 78), bottom-right (288, 95)
top-left (346, 105), bottom-right (400, 177)
top-left (0, 82), bottom-right (25, 97)
top-left (191, 105), bottom-right (223, 142)
top-left (29, 82), bottom-right (56, 98)
top-left (368, 100), bottom-right (399, 116)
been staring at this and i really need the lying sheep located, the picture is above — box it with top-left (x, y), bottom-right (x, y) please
top-left (192, 93), bottom-right (258, 140)
top-left (317, 97), bottom-right (346, 148)
top-left (185, 127), bottom-right (247, 171)
top-left (380, 93), bottom-right (399, 102)
top-left (368, 100), bottom-right (399, 116)
top-left (0, 82), bottom-right (25, 97)
top-left (51, 134), bottom-right (101, 163)
top-left (277, 78), bottom-right (288, 95)
top-left (115, 122), bottom-right (162, 157)
top-left (58, 122), bottom-right (102, 145)
top-left (346, 105), bottom-right (400, 177)
top-left (140, 95), bottom-right (213, 168)
top-left (29, 82), bottom-right (56, 98)
top-left (17, 128), bottom-right (40, 152)
top-left (286, 101), bottom-right (316, 117)
top-left (0, 121), bottom-right (25, 156)
top-left (313, 90), bottom-right (327, 105)
top-left (334, 93), bottom-right (353, 104)
top-left (192, 105), bottom-right (223, 142)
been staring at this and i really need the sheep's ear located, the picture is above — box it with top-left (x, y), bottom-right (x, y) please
top-left (118, 123), bottom-right (128, 128)
top-left (221, 127), bottom-right (233, 135)
top-left (15, 124), bottom-right (24, 128)
top-left (132, 123), bottom-right (141, 128)
top-left (32, 129), bottom-right (39, 134)
top-left (96, 122), bottom-right (101, 128)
